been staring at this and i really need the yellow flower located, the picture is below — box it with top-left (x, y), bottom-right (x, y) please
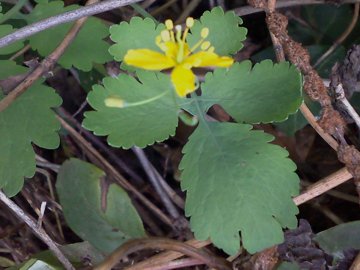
top-left (124, 17), bottom-right (234, 97)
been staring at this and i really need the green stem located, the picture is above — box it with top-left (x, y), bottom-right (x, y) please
top-left (130, 4), bottom-right (157, 22)
top-left (0, 0), bottom-right (27, 24)
top-left (191, 93), bottom-right (207, 124)
top-left (125, 90), bottom-right (169, 107)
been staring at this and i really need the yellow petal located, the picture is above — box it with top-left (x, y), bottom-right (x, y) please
top-left (184, 51), bottom-right (234, 68)
top-left (124, 49), bottom-right (175, 70)
top-left (163, 41), bottom-right (178, 60)
top-left (171, 65), bottom-right (197, 97)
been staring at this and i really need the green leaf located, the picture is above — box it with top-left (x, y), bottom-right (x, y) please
top-left (109, 17), bottom-right (164, 62)
top-left (314, 221), bottom-right (360, 255)
top-left (22, 260), bottom-right (54, 270)
top-left (201, 60), bottom-right (303, 124)
top-left (307, 45), bottom-right (346, 77)
top-left (0, 82), bottom-right (61, 196)
top-left (301, 5), bottom-right (353, 44)
top-left (0, 256), bottom-right (14, 268)
top-left (8, 242), bottom-right (104, 270)
top-left (26, 1), bottom-right (111, 71)
top-left (252, 45), bottom-right (346, 78)
top-left (0, 25), bottom-right (24, 55)
top-left (15, 259), bottom-right (37, 270)
top-left (0, 60), bottom-right (28, 79)
top-left (180, 121), bottom-right (299, 254)
top-left (288, 5), bottom-right (353, 46)
top-left (187, 7), bottom-right (247, 55)
top-left (276, 262), bottom-right (301, 270)
top-left (56, 159), bottom-right (146, 253)
top-left (275, 98), bottom-right (320, 136)
top-left (77, 67), bottom-right (105, 93)
top-left (83, 71), bottom-right (180, 148)
top-left (275, 110), bottom-right (308, 136)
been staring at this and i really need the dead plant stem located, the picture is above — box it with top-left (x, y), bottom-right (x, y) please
top-left (175, 0), bottom-right (203, 24)
top-left (125, 239), bottom-right (211, 270)
top-left (334, 83), bottom-right (360, 131)
top-left (36, 168), bottom-right (65, 240)
top-left (0, 190), bottom-right (75, 270)
top-left (293, 167), bottom-right (353, 205)
top-left (299, 103), bottom-right (339, 150)
top-left (350, 251), bottom-right (360, 270)
top-left (132, 147), bottom-right (182, 221)
top-left (0, 0), bottom-right (142, 49)
top-left (94, 238), bottom-right (231, 270)
top-left (142, 258), bottom-right (204, 270)
top-left (236, 0), bottom-right (360, 17)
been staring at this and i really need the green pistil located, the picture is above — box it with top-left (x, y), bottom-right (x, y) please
top-left (176, 29), bottom-right (185, 63)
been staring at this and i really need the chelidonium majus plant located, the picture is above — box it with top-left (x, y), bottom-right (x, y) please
top-left (83, 7), bottom-right (303, 254)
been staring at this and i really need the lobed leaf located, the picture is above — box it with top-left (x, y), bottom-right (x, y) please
top-left (109, 17), bottom-right (165, 67)
top-left (0, 25), bottom-right (24, 55)
top-left (201, 60), bottom-right (303, 124)
top-left (187, 7), bottom-right (247, 56)
top-left (275, 98), bottom-right (320, 136)
top-left (83, 71), bottom-right (180, 148)
top-left (180, 121), bottom-right (299, 254)
top-left (26, 0), bottom-right (111, 71)
top-left (0, 60), bottom-right (28, 79)
top-left (314, 221), bottom-right (360, 255)
top-left (56, 159), bottom-right (146, 253)
top-left (10, 242), bottom-right (104, 270)
top-left (0, 82), bottom-right (62, 196)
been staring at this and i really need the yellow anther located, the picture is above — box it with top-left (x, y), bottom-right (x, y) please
top-left (201, 27), bottom-right (209, 38)
top-left (159, 43), bottom-right (168, 51)
top-left (165, 19), bottom-right (173, 30)
top-left (105, 96), bottom-right (125, 108)
top-left (161, 30), bottom-right (170, 42)
top-left (186, 17), bottom-right (194, 28)
top-left (201, 41), bottom-right (211, 50)
top-left (208, 46), bottom-right (215, 53)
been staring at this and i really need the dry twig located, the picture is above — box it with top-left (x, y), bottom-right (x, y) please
top-left (236, 0), bottom-right (360, 17)
top-left (0, 191), bottom-right (75, 270)
top-left (132, 147), bottom-right (183, 221)
top-left (0, 0), bottom-right (142, 49)
top-left (94, 238), bottom-right (231, 270)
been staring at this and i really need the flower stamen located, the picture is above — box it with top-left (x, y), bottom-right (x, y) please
top-left (190, 27), bottom-right (210, 52)
top-left (182, 17), bottom-right (194, 43)
top-left (165, 19), bottom-right (175, 41)
top-left (165, 19), bottom-right (173, 30)
top-left (156, 35), bottom-right (168, 52)
top-left (123, 16), bottom-right (234, 97)
top-left (208, 46), bottom-right (215, 53)
top-left (160, 30), bottom-right (171, 42)
top-left (201, 41), bottom-right (211, 51)
top-left (175, 25), bottom-right (185, 63)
